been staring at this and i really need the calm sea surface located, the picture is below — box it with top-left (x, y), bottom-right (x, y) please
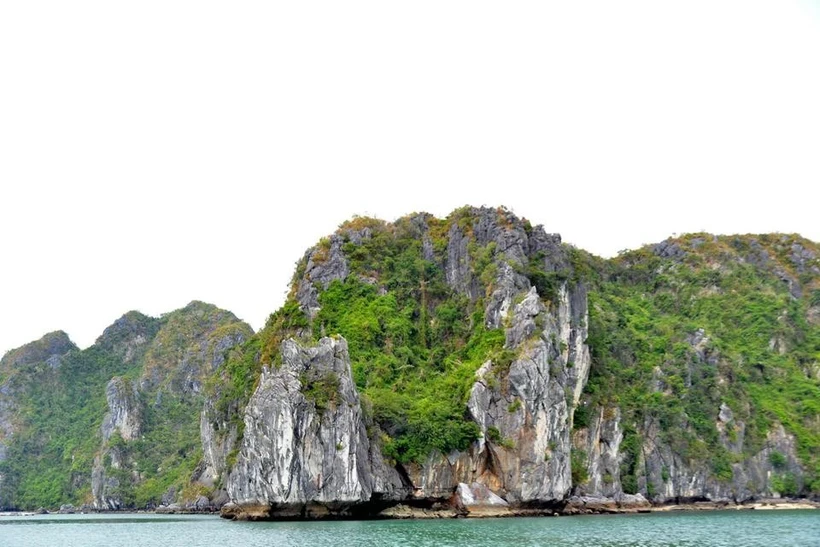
top-left (1, 510), bottom-right (818, 547)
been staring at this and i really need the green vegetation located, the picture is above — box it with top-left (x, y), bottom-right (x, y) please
top-left (486, 426), bottom-right (515, 449)
top-left (0, 344), bottom-right (139, 508)
top-left (580, 233), bottom-right (820, 493)
top-left (117, 391), bottom-right (204, 508)
top-left (507, 398), bottom-right (522, 413)
top-left (0, 303), bottom-right (250, 510)
top-left (769, 451), bottom-right (787, 469)
top-left (212, 210), bottom-right (541, 464)
top-left (301, 371), bottom-right (341, 413)
top-left (571, 449), bottom-right (589, 485)
top-left (197, 214), bottom-right (820, 495)
top-left (314, 272), bottom-right (490, 463)
top-left (311, 214), bottom-right (556, 462)
top-left (619, 427), bottom-right (643, 494)
top-left (771, 472), bottom-right (799, 496)
top-left (2, 208), bottom-right (818, 509)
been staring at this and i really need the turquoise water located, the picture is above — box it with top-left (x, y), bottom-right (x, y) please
top-left (1, 510), bottom-right (818, 547)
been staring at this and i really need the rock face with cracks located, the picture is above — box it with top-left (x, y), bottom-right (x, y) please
top-left (221, 210), bottom-right (819, 519)
top-left (223, 279), bottom-right (593, 518)
top-left (224, 337), bottom-right (406, 519)
top-left (461, 283), bottom-right (591, 503)
top-left (1, 208), bottom-right (817, 515)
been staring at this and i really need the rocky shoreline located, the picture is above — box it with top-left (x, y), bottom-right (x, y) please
top-left (560, 496), bottom-right (820, 516)
top-left (2, 496), bottom-right (816, 520)
top-left (217, 495), bottom-right (820, 521)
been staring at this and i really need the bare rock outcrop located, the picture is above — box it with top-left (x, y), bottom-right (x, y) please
top-left (296, 235), bottom-right (350, 318)
top-left (224, 337), bottom-right (406, 519)
top-left (460, 282), bottom-right (591, 503)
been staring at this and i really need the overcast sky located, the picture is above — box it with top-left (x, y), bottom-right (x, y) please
top-left (1, 1), bottom-right (819, 354)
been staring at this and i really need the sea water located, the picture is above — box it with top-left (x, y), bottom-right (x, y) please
top-left (1, 510), bottom-right (818, 547)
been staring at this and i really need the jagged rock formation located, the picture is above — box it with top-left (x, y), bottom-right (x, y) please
top-left (224, 278), bottom-right (591, 518)
top-left (0, 303), bottom-right (251, 511)
top-left (222, 207), bottom-right (593, 518)
top-left (0, 331), bottom-right (76, 369)
top-left (223, 337), bottom-right (406, 519)
top-left (1, 207), bottom-right (818, 516)
top-left (101, 378), bottom-right (143, 443)
top-left (198, 400), bottom-right (236, 495)
top-left (218, 208), bottom-right (819, 519)
top-left (90, 302), bottom-right (252, 510)
top-left (571, 406), bottom-right (623, 498)
top-left (460, 284), bottom-right (590, 503)
top-left (92, 377), bottom-right (143, 510)
top-left (95, 312), bottom-right (159, 364)
top-left (296, 235), bottom-right (350, 318)
top-left (570, 232), bottom-right (819, 506)
top-left (569, 406), bottom-right (805, 507)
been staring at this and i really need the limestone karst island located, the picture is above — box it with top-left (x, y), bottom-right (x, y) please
top-left (1, 206), bottom-right (818, 519)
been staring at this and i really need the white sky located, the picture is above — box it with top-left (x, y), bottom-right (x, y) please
top-left (1, 1), bottom-right (819, 354)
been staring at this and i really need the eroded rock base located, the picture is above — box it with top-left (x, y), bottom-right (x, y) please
top-left (220, 496), bottom-right (819, 521)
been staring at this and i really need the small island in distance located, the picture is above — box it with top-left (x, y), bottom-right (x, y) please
top-left (1, 206), bottom-right (818, 519)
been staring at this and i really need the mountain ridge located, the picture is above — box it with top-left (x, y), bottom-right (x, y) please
top-left (1, 206), bottom-right (817, 516)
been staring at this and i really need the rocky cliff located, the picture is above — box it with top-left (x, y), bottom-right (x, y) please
top-left (90, 302), bottom-right (252, 510)
top-left (222, 337), bottom-right (406, 519)
top-left (222, 283), bottom-right (590, 519)
top-left (217, 208), bottom-right (819, 519)
top-left (0, 303), bottom-right (252, 511)
top-left (568, 232), bottom-right (819, 510)
top-left (1, 206), bottom-right (817, 515)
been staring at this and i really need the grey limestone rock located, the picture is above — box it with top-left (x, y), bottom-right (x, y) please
top-left (101, 377), bottom-right (142, 442)
top-left (484, 262), bottom-right (530, 329)
top-left (296, 235), bottom-right (350, 318)
top-left (91, 453), bottom-right (125, 510)
top-left (742, 239), bottom-right (771, 268)
top-left (199, 400), bottom-right (238, 492)
top-left (445, 223), bottom-right (477, 299)
top-left (93, 377), bottom-right (142, 509)
top-left (0, 331), bottom-right (76, 369)
top-left (653, 239), bottom-right (685, 260)
top-left (637, 416), bottom-right (734, 502)
top-left (718, 403), bottom-right (734, 424)
top-left (173, 330), bottom-right (248, 395)
top-left (161, 487), bottom-right (178, 507)
top-left (571, 414), bottom-right (807, 504)
top-left (219, 212), bottom-right (816, 517)
top-left (442, 207), bottom-right (563, 331)
top-left (225, 337), bottom-right (406, 518)
top-left (527, 227), bottom-right (567, 273)
top-left (572, 407), bottom-right (623, 498)
top-left (45, 354), bottom-right (62, 369)
top-left (192, 495), bottom-right (212, 511)
top-left (789, 242), bottom-right (817, 274)
top-left (224, 216), bottom-right (593, 515)
top-left (95, 312), bottom-right (157, 364)
top-left (456, 482), bottom-right (508, 506)
top-left (139, 307), bottom-right (251, 395)
top-left (458, 281), bottom-right (591, 504)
